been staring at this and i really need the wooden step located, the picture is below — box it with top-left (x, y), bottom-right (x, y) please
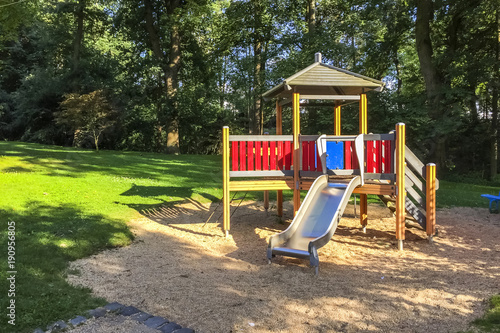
top-left (377, 195), bottom-right (426, 229)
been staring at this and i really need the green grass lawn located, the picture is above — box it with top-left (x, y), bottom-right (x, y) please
top-left (472, 295), bottom-right (500, 332)
top-left (0, 141), bottom-right (499, 332)
top-left (438, 180), bottom-right (500, 209)
top-left (0, 141), bottom-right (221, 332)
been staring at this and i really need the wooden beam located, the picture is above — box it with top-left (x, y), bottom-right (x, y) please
top-left (335, 101), bottom-right (341, 136)
top-left (222, 126), bottom-right (230, 236)
top-left (229, 135), bottom-right (292, 142)
top-left (298, 181), bottom-right (395, 195)
top-left (276, 100), bottom-right (284, 217)
top-left (293, 92), bottom-right (301, 216)
top-left (353, 184), bottom-right (396, 195)
top-left (359, 93), bottom-right (368, 229)
top-left (230, 180), bottom-right (294, 191)
top-left (279, 97), bottom-right (292, 106)
top-left (359, 93), bottom-right (367, 134)
top-left (426, 163), bottom-right (436, 240)
top-left (395, 123), bottom-right (406, 250)
top-left (299, 94), bottom-right (361, 100)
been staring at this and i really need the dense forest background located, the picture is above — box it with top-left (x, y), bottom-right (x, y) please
top-left (0, 0), bottom-right (499, 179)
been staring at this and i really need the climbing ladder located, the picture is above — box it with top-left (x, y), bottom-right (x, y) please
top-left (379, 146), bottom-right (438, 230)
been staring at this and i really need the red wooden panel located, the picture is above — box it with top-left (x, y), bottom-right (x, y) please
top-left (366, 140), bottom-right (372, 172)
top-left (376, 140), bottom-right (382, 173)
top-left (383, 140), bottom-right (392, 173)
top-left (255, 141), bottom-right (261, 171)
top-left (302, 141), bottom-right (309, 171)
top-left (344, 141), bottom-right (352, 169)
top-left (239, 141), bottom-right (246, 171)
top-left (352, 141), bottom-right (360, 170)
top-left (270, 141), bottom-right (277, 170)
top-left (247, 141), bottom-right (254, 171)
top-left (231, 142), bottom-right (239, 171)
top-left (262, 141), bottom-right (269, 170)
top-left (284, 141), bottom-right (292, 170)
top-left (316, 149), bottom-right (323, 171)
top-left (277, 141), bottom-right (284, 170)
top-left (308, 141), bottom-right (316, 172)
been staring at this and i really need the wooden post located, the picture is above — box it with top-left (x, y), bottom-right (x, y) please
top-left (293, 92), bottom-right (301, 216)
top-left (426, 163), bottom-right (436, 242)
top-left (276, 100), bottom-right (283, 217)
top-left (222, 126), bottom-right (230, 237)
top-left (334, 101), bottom-right (341, 136)
top-left (359, 94), bottom-right (367, 134)
top-left (359, 93), bottom-right (368, 231)
top-left (264, 131), bottom-right (270, 210)
top-left (395, 123), bottom-right (406, 250)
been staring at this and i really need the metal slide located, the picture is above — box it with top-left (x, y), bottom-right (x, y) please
top-left (267, 134), bottom-right (365, 274)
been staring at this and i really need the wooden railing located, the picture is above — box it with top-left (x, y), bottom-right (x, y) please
top-left (300, 134), bottom-right (395, 180)
top-left (229, 135), bottom-right (293, 177)
top-left (403, 146), bottom-right (438, 233)
top-left (228, 133), bottom-right (397, 180)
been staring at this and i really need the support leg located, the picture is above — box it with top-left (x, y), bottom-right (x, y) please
top-left (293, 189), bottom-right (301, 216)
top-left (360, 194), bottom-right (368, 232)
top-left (264, 190), bottom-right (269, 211)
top-left (277, 190), bottom-right (283, 217)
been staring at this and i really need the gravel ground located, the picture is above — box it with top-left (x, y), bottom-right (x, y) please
top-left (66, 201), bottom-right (500, 333)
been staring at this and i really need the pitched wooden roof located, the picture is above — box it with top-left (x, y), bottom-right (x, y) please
top-left (263, 59), bottom-right (384, 101)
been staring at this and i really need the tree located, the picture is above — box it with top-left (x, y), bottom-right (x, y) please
top-left (56, 90), bottom-right (116, 151)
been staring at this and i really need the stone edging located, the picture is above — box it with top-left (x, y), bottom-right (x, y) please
top-left (33, 302), bottom-right (195, 333)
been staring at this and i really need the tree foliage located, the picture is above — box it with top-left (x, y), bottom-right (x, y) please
top-left (56, 90), bottom-right (116, 151)
top-left (0, 0), bottom-right (499, 179)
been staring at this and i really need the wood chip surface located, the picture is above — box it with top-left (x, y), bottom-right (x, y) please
top-left (67, 201), bottom-right (500, 333)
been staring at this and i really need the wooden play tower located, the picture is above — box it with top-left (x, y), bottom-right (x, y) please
top-left (222, 53), bottom-right (437, 250)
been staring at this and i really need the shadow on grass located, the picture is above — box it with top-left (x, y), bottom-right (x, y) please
top-left (0, 201), bottom-right (134, 332)
top-left (0, 141), bottom-right (221, 186)
top-left (120, 184), bottom-right (219, 223)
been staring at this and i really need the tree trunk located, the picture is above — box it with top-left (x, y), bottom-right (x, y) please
top-left (307, 0), bottom-right (316, 36)
top-left (252, 0), bottom-right (264, 135)
top-left (93, 129), bottom-right (100, 152)
top-left (72, 0), bottom-right (85, 88)
top-left (144, 0), bottom-right (181, 154)
top-left (165, 0), bottom-right (182, 154)
top-left (415, 0), bottom-right (441, 107)
top-left (253, 39), bottom-right (262, 135)
top-left (144, 0), bottom-right (164, 61)
top-left (490, 7), bottom-right (500, 179)
top-left (415, 0), bottom-right (446, 173)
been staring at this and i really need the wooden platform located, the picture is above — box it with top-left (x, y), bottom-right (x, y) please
top-left (229, 177), bottom-right (395, 196)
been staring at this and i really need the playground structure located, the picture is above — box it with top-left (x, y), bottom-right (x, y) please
top-left (221, 53), bottom-right (438, 267)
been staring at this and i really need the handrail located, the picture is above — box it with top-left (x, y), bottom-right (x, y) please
top-left (229, 135), bottom-right (292, 142)
top-left (405, 146), bottom-right (439, 190)
top-left (301, 133), bottom-right (394, 142)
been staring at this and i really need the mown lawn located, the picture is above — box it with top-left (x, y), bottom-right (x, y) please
top-left (0, 141), bottom-right (498, 332)
top-left (0, 141), bottom-right (221, 332)
top-left (438, 180), bottom-right (500, 209)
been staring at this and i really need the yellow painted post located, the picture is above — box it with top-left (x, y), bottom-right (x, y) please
top-left (276, 100), bottom-right (283, 217)
top-left (334, 102), bottom-right (341, 136)
top-left (359, 93), bottom-right (367, 134)
top-left (293, 92), bottom-right (301, 216)
top-left (426, 163), bottom-right (436, 242)
top-left (395, 123), bottom-right (406, 250)
top-left (264, 131), bottom-right (270, 210)
top-left (359, 93), bottom-right (368, 231)
top-left (222, 126), bottom-right (230, 237)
